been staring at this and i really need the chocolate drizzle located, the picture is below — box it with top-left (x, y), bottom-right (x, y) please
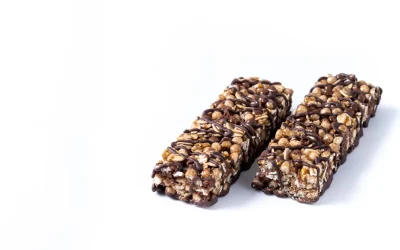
top-left (187, 158), bottom-right (203, 172)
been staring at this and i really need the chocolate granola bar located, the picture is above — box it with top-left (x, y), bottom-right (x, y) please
top-left (252, 73), bottom-right (382, 203)
top-left (152, 77), bottom-right (293, 206)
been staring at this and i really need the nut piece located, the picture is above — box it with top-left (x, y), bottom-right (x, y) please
top-left (185, 168), bottom-right (197, 179)
top-left (167, 154), bottom-right (185, 162)
top-left (276, 85), bottom-right (286, 93)
top-left (290, 151), bottom-right (301, 160)
top-left (296, 105), bottom-right (308, 114)
top-left (244, 113), bottom-right (254, 121)
top-left (305, 149), bottom-right (320, 161)
top-left (333, 136), bottom-right (343, 145)
top-left (162, 149), bottom-right (171, 160)
top-left (323, 133), bottom-right (333, 144)
top-left (192, 193), bottom-right (202, 203)
top-left (319, 78), bottom-right (328, 85)
top-left (230, 152), bottom-right (239, 162)
top-left (329, 143), bottom-right (340, 153)
top-left (339, 88), bottom-right (350, 98)
top-left (165, 187), bottom-right (176, 196)
top-left (278, 138), bottom-right (289, 147)
top-left (230, 144), bottom-right (241, 153)
top-left (310, 114), bottom-right (320, 121)
top-left (360, 84), bottom-right (370, 93)
top-left (212, 111), bottom-right (223, 120)
top-left (300, 167), bottom-right (309, 180)
top-left (320, 108), bottom-right (331, 114)
top-left (211, 142), bottom-right (221, 152)
top-left (358, 80), bottom-right (367, 85)
top-left (319, 95), bottom-right (327, 102)
top-left (311, 87), bottom-right (321, 96)
top-left (221, 140), bottom-right (231, 149)
top-left (321, 119), bottom-right (331, 130)
top-left (321, 151), bottom-right (331, 158)
top-left (337, 113), bottom-right (352, 126)
top-left (332, 108), bottom-right (342, 115)
top-left (280, 161), bottom-right (291, 174)
top-left (327, 76), bottom-right (337, 84)
top-left (290, 140), bottom-right (302, 147)
top-left (232, 136), bottom-right (243, 145)
top-left (225, 100), bottom-right (234, 107)
top-left (191, 144), bottom-right (203, 153)
top-left (283, 148), bottom-right (291, 160)
top-left (283, 89), bottom-right (293, 97)
top-left (275, 129), bottom-right (283, 139)
top-left (153, 174), bottom-right (162, 185)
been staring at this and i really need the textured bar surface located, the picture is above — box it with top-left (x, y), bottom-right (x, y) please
top-left (152, 77), bottom-right (293, 206)
top-left (252, 73), bottom-right (382, 203)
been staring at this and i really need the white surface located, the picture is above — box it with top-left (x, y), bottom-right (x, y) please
top-left (1, 1), bottom-right (400, 250)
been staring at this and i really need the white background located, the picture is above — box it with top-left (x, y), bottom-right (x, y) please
top-left (1, 1), bottom-right (400, 249)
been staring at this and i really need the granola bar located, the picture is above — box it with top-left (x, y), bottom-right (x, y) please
top-left (152, 77), bottom-right (293, 206)
top-left (252, 73), bottom-right (382, 203)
